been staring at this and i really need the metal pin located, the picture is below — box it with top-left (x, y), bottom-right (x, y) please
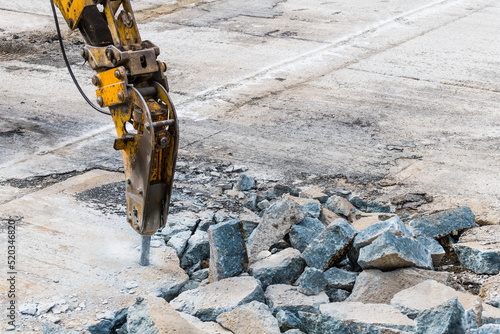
top-left (139, 235), bottom-right (151, 266)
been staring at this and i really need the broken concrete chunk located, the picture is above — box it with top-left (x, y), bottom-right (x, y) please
top-left (414, 297), bottom-right (466, 334)
top-left (208, 219), bottom-right (248, 281)
top-left (318, 208), bottom-right (342, 225)
top-left (407, 206), bottom-right (476, 238)
top-left (126, 297), bottom-right (160, 334)
top-left (302, 219), bottom-right (357, 270)
top-left (453, 225), bottom-right (500, 274)
top-left (236, 174), bottom-right (255, 191)
top-left (390, 280), bottom-right (482, 321)
top-left (480, 274), bottom-right (500, 308)
top-left (191, 268), bottom-right (210, 282)
top-left (347, 268), bottom-right (449, 304)
top-left (324, 267), bottom-right (358, 291)
top-left (289, 217), bottom-right (325, 252)
top-left (349, 196), bottom-right (393, 213)
top-left (216, 301), bottom-right (281, 334)
top-left (319, 302), bottom-right (415, 332)
top-left (325, 288), bottom-right (350, 302)
top-left (351, 213), bottom-right (396, 232)
top-left (265, 284), bottom-right (329, 316)
top-left (161, 211), bottom-right (200, 242)
top-left (243, 193), bottom-right (258, 210)
top-left (128, 297), bottom-right (209, 334)
top-left (248, 199), bottom-right (303, 262)
top-left (274, 184), bottom-right (292, 197)
top-left (19, 303), bottom-right (37, 316)
top-left (181, 230), bottom-right (210, 269)
top-left (297, 311), bottom-right (383, 334)
top-left (325, 196), bottom-right (356, 217)
top-left (299, 186), bottom-right (328, 203)
top-left (166, 230), bottom-right (192, 256)
top-left (471, 324), bottom-right (500, 333)
top-left (416, 236), bottom-right (445, 267)
top-left (300, 201), bottom-right (321, 218)
top-left (153, 275), bottom-right (189, 302)
top-left (353, 216), bottom-right (412, 250)
top-left (170, 276), bottom-right (265, 321)
top-left (298, 267), bottom-right (327, 296)
top-left (358, 232), bottom-right (433, 271)
top-left (179, 312), bottom-right (233, 334)
top-left (249, 247), bottom-right (305, 289)
top-left (276, 309), bottom-right (302, 332)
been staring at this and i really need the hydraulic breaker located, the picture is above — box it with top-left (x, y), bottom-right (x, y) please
top-left (51, 0), bottom-right (178, 265)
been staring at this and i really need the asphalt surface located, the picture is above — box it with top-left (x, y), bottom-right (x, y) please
top-left (1, 0), bottom-right (500, 331)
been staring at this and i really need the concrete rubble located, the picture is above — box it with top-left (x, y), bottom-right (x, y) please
top-left (15, 168), bottom-right (500, 333)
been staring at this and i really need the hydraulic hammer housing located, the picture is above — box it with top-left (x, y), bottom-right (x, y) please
top-left (52, 0), bottom-right (178, 237)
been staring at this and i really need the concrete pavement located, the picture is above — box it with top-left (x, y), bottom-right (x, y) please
top-left (1, 0), bottom-right (500, 331)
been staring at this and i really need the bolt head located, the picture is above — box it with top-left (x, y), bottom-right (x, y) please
top-left (91, 75), bottom-right (100, 86)
top-left (114, 69), bottom-right (122, 79)
top-left (80, 48), bottom-right (88, 59)
top-left (117, 91), bottom-right (125, 102)
top-left (96, 96), bottom-right (104, 107)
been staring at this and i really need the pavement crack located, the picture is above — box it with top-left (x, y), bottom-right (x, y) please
top-left (180, 129), bottom-right (225, 149)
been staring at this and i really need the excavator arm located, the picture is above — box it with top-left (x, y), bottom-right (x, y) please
top-left (52, 0), bottom-right (179, 264)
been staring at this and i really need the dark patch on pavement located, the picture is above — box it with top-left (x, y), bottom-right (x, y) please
top-left (1, 171), bottom-right (82, 189)
top-left (75, 181), bottom-right (126, 216)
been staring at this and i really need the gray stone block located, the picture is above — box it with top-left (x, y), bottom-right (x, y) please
top-left (166, 230), bottom-right (191, 256)
top-left (298, 267), bottom-right (327, 296)
top-left (358, 232), bottom-right (433, 271)
top-left (325, 196), bottom-right (356, 217)
top-left (236, 174), bottom-right (255, 191)
top-left (276, 310), bottom-right (302, 332)
top-left (471, 324), bottom-right (500, 334)
top-left (249, 248), bottom-right (305, 289)
top-left (353, 216), bottom-right (412, 250)
top-left (453, 226), bottom-right (500, 275)
top-left (208, 219), bottom-right (248, 281)
top-left (297, 312), bottom-right (384, 334)
top-left (126, 298), bottom-right (158, 334)
top-left (454, 242), bottom-right (500, 275)
top-left (324, 267), bottom-right (358, 291)
top-left (325, 288), bottom-right (350, 302)
top-left (153, 276), bottom-right (189, 302)
top-left (170, 276), bottom-right (265, 322)
top-left (302, 219), bottom-right (357, 270)
top-left (481, 275), bottom-right (500, 309)
top-left (248, 199), bottom-right (304, 262)
top-left (347, 268), bottom-right (449, 304)
top-left (180, 230), bottom-right (210, 269)
top-left (265, 284), bottom-right (329, 316)
top-left (191, 268), bottom-right (209, 282)
top-left (216, 301), bottom-right (280, 334)
top-left (414, 297), bottom-right (466, 334)
top-left (319, 302), bottom-right (415, 332)
top-left (243, 193), bottom-right (258, 210)
top-left (407, 206), bottom-right (476, 238)
top-left (289, 217), bottom-right (325, 252)
top-left (349, 196), bottom-right (393, 213)
top-left (300, 201), bottom-right (321, 218)
top-left (161, 212), bottom-right (200, 242)
top-left (416, 236), bottom-right (445, 267)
